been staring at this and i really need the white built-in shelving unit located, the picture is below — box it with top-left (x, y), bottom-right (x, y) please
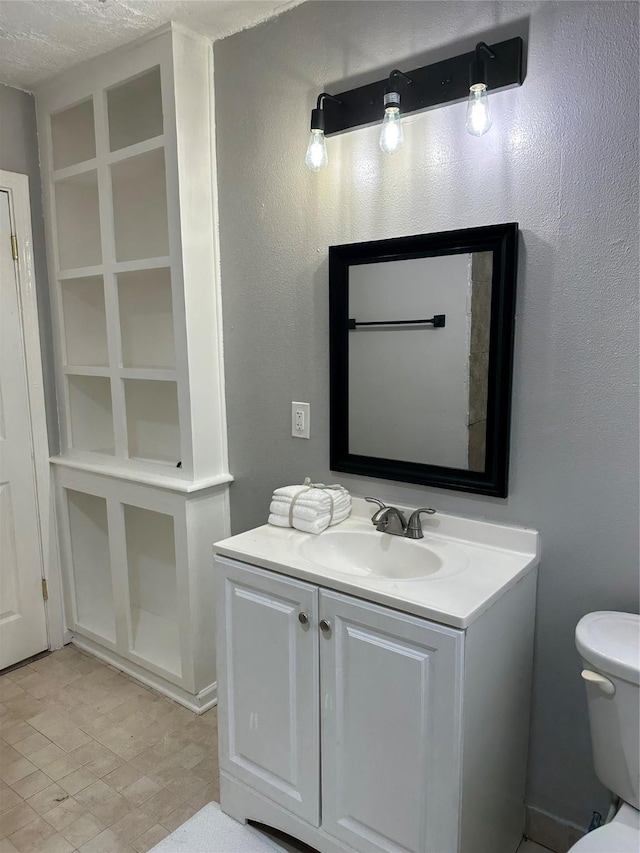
top-left (37, 24), bottom-right (231, 711)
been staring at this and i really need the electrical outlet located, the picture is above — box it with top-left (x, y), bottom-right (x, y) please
top-left (292, 402), bottom-right (310, 439)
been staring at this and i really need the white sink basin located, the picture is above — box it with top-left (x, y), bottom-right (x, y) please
top-left (215, 499), bottom-right (540, 628)
top-left (297, 529), bottom-right (446, 580)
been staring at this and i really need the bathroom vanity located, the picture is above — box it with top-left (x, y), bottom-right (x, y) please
top-left (214, 499), bottom-right (539, 853)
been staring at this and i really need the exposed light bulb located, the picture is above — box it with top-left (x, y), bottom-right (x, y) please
top-left (305, 96), bottom-right (340, 172)
top-left (466, 83), bottom-right (492, 136)
top-left (379, 91), bottom-right (404, 155)
top-left (379, 107), bottom-right (404, 154)
top-left (466, 42), bottom-right (495, 137)
top-left (305, 129), bottom-right (328, 172)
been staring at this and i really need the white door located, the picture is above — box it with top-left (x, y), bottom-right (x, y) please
top-left (320, 589), bottom-right (464, 853)
top-left (0, 189), bottom-right (48, 669)
top-left (216, 557), bottom-right (320, 825)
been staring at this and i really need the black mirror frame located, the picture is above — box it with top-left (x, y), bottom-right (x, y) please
top-left (329, 222), bottom-right (519, 498)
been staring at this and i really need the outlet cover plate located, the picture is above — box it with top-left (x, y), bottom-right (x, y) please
top-left (292, 402), bottom-right (310, 439)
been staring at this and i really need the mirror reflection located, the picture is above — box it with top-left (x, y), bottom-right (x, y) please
top-left (348, 251), bottom-right (492, 471)
top-left (329, 223), bottom-right (518, 497)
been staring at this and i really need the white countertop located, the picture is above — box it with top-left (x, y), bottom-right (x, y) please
top-left (214, 498), bottom-right (540, 629)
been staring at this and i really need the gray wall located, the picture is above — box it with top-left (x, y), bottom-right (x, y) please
top-left (214, 0), bottom-right (639, 830)
top-left (0, 84), bottom-right (59, 453)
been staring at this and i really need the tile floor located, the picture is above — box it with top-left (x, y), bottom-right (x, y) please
top-left (0, 646), bottom-right (219, 853)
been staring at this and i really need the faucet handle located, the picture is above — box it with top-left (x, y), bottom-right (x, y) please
top-left (406, 508), bottom-right (436, 539)
top-left (365, 497), bottom-right (387, 510)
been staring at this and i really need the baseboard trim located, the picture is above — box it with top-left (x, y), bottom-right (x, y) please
top-left (70, 634), bottom-right (217, 714)
top-left (525, 806), bottom-right (586, 853)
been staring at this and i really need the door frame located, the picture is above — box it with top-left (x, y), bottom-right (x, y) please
top-left (0, 169), bottom-right (65, 654)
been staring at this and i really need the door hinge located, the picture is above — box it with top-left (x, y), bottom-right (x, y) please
top-left (11, 234), bottom-right (18, 261)
top-left (41, 579), bottom-right (49, 601)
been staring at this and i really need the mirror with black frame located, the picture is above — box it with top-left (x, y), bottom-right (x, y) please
top-left (329, 223), bottom-right (518, 497)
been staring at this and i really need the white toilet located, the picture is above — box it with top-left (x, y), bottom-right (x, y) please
top-left (569, 611), bottom-right (640, 852)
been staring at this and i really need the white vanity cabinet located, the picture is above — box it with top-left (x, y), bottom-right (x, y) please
top-left (216, 553), bottom-right (537, 853)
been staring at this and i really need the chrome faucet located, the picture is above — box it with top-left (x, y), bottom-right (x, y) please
top-left (365, 498), bottom-right (436, 539)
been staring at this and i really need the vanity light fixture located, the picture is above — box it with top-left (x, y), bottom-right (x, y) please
top-left (305, 92), bottom-right (341, 172)
top-left (379, 70), bottom-right (412, 155)
top-left (466, 42), bottom-right (496, 136)
top-left (306, 36), bottom-right (524, 168)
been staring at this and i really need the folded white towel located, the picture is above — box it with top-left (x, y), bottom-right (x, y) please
top-left (273, 485), bottom-right (333, 508)
top-left (270, 494), bottom-right (351, 514)
top-left (269, 501), bottom-right (351, 524)
top-left (268, 478), bottom-right (352, 534)
top-left (268, 513), bottom-right (330, 535)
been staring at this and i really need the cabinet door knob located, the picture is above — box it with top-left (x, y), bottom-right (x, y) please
top-left (319, 619), bottom-right (331, 633)
top-left (298, 612), bottom-right (309, 626)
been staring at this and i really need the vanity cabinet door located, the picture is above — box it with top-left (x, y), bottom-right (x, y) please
top-left (215, 557), bottom-right (320, 825)
top-left (319, 590), bottom-right (464, 853)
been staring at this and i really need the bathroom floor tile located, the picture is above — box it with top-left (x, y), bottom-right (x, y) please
top-left (102, 764), bottom-right (143, 795)
top-left (12, 732), bottom-right (51, 758)
top-left (87, 793), bottom-right (131, 828)
top-left (37, 833), bottom-right (76, 853)
top-left (130, 824), bottom-right (168, 852)
top-left (0, 803), bottom-right (39, 838)
top-left (0, 647), bottom-right (219, 849)
top-left (24, 783), bottom-right (70, 816)
top-left (49, 727), bottom-right (92, 754)
top-left (27, 744), bottom-right (66, 771)
top-left (57, 768), bottom-right (99, 797)
top-left (10, 771), bottom-right (52, 800)
top-left (0, 760), bottom-right (36, 788)
top-left (0, 744), bottom-right (22, 768)
top-left (137, 788), bottom-right (181, 824)
top-left (0, 788), bottom-right (22, 816)
top-left (74, 780), bottom-right (119, 812)
top-left (158, 803), bottom-right (197, 833)
top-left (42, 797), bottom-right (87, 832)
top-left (120, 776), bottom-right (161, 808)
top-left (109, 808), bottom-right (156, 844)
top-left (6, 814), bottom-right (59, 851)
top-left (77, 827), bottom-right (135, 852)
top-left (42, 756), bottom-right (81, 783)
top-left (59, 813), bottom-right (105, 848)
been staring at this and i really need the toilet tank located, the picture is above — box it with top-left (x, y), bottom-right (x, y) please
top-left (576, 612), bottom-right (640, 810)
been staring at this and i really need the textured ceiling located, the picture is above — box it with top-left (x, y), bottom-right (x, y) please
top-left (0, 0), bottom-right (303, 90)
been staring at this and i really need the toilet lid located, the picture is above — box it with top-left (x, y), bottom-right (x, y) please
top-left (575, 612), bottom-right (640, 685)
top-left (569, 804), bottom-right (639, 852)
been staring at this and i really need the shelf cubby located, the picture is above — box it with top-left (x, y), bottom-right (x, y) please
top-left (60, 275), bottom-right (108, 366)
top-left (66, 489), bottom-right (115, 642)
top-left (117, 267), bottom-right (175, 368)
top-left (124, 378), bottom-right (180, 465)
top-left (50, 99), bottom-right (96, 170)
top-left (54, 170), bottom-right (102, 270)
top-left (124, 504), bottom-right (180, 676)
top-left (111, 148), bottom-right (169, 262)
top-left (107, 67), bottom-right (163, 153)
top-left (68, 375), bottom-right (114, 454)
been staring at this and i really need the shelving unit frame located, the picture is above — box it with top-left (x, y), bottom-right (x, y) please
top-left (37, 22), bottom-right (230, 485)
top-left (37, 23), bottom-right (232, 709)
